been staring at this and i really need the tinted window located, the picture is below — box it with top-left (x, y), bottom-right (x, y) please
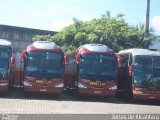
top-left (25, 51), bottom-right (63, 78)
top-left (80, 53), bottom-right (117, 81)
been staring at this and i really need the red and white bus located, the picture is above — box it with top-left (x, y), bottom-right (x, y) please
top-left (0, 39), bottom-right (13, 93)
top-left (117, 48), bottom-right (160, 100)
top-left (70, 44), bottom-right (118, 96)
top-left (20, 41), bottom-right (65, 94)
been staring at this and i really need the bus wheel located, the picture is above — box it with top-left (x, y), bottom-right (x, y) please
top-left (116, 91), bottom-right (123, 98)
top-left (104, 96), bottom-right (109, 100)
top-left (73, 87), bottom-right (79, 97)
top-left (73, 81), bottom-right (79, 96)
top-left (125, 92), bottom-right (134, 103)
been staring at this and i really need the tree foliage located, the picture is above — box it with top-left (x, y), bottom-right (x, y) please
top-left (32, 35), bottom-right (53, 42)
top-left (32, 11), bottom-right (144, 53)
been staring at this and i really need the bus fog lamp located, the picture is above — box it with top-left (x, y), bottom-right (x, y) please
top-left (0, 83), bottom-right (8, 86)
top-left (55, 83), bottom-right (64, 88)
top-left (78, 83), bottom-right (87, 88)
top-left (109, 85), bottom-right (117, 90)
top-left (23, 81), bottom-right (32, 86)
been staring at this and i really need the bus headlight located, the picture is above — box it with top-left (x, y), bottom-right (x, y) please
top-left (0, 83), bottom-right (8, 86)
top-left (23, 81), bottom-right (32, 86)
top-left (133, 90), bottom-right (143, 94)
top-left (55, 83), bottom-right (64, 88)
top-left (109, 85), bottom-right (117, 90)
top-left (78, 83), bottom-right (87, 88)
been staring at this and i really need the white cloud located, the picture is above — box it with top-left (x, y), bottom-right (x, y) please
top-left (0, 17), bottom-right (5, 20)
top-left (30, 12), bottom-right (44, 17)
top-left (47, 5), bottom-right (76, 15)
top-left (0, 16), bottom-right (23, 26)
top-left (30, 20), bottom-right (73, 31)
top-left (37, 23), bottom-right (51, 30)
top-left (52, 20), bottom-right (73, 31)
top-left (151, 16), bottom-right (160, 35)
top-left (29, 4), bottom-right (75, 18)
top-left (0, 3), bottom-right (93, 31)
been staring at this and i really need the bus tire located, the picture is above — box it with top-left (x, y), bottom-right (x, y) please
top-left (73, 87), bottom-right (79, 97)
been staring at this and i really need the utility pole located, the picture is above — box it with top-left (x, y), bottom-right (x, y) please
top-left (144, 0), bottom-right (150, 39)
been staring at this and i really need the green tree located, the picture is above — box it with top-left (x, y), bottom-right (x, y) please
top-left (32, 35), bottom-right (52, 42)
top-left (32, 11), bottom-right (144, 53)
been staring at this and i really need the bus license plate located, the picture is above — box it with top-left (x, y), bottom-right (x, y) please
top-left (36, 80), bottom-right (44, 84)
top-left (90, 82), bottom-right (98, 86)
top-left (94, 91), bottom-right (101, 94)
top-left (149, 96), bottom-right (156, 99)
top-left (40, 89), bottom-right (47, 92)
top-left (90, 82), bottom-right (105, 86)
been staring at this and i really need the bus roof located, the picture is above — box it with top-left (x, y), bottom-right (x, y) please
top-left (0, 39), bottom-right (12, 47)
top-left (79, 44), bottom-right (110, 52)
top-left (118, 48), bottom-right (160, 56)
top-left (32, 41), bottom-right (60, 50)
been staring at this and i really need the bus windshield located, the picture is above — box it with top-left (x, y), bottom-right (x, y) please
top-left (0, 46), bottom-right (11, 79)
top-left (152, 57), bottom-right (160, 87)
top-left (25, 51), bottom-right (64, 78)
top-left (80, 53), bottom-right (117, 81)
top-left (133, 56), bottom-right (160, 87)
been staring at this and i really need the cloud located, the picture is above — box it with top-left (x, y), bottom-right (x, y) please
top-left (52, 20), bottom-right (73, 31)
top-left (30, 12), bottom-right (44, 17)
top-left (0, 16), bottom-right (24, 26)
top-left (0, 17), bottom-right (6, 21)
top-left (151, 16), bottom-right (160, 35)
top-left (0, 3), bottom-right (93, 31)
top-left (28, 4), bottom-right (92, 21)
top-left (29, 4), bottom-right (75, 18)
top-left (29, 20), bottom-right (73, 31)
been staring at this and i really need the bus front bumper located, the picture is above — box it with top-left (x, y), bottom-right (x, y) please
top-left (0, 86), bottom-right (9, 93)
top-left (24, 86), bottom-right (64, 94)
top-left (78, 88), bottom-right (116, 97)
top-left (133, 94), bottom-right (160, 100)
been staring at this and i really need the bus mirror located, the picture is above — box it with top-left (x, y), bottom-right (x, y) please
top-left (129, 65), bottom-right (133, 77)
top-left (21, 59), bottom-right (24, 62)
top-left (20, 50), bottom-right (26, 60)
top-left (117, 55), bottom-right (122, 68)
top-left (76, 54), bottom-right (80, 64)
top-left (10, 55), bottom-right (15, 68)
top-left (64, 53), bottom-right (69, 65)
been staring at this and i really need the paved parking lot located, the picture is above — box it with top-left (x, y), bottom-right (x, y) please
top-left (0, 88), bottom-right (160, 114)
